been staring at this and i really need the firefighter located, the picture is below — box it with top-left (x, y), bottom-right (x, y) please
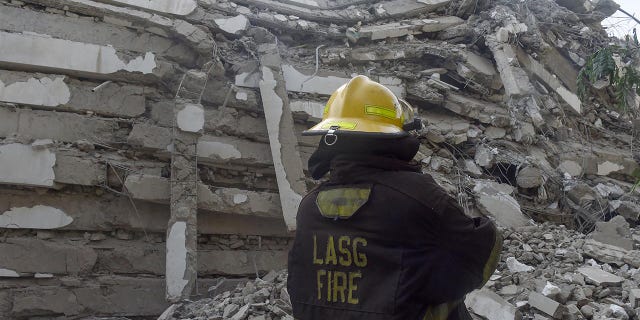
top-left (287, 75), bottom-right (502, 320)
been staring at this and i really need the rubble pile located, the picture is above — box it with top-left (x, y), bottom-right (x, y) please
top-left (0, 0), bottom-right (639, 317)
top-left (166, 219), bottom-right (640, 320)
top-left (162, 270), bottom-right (292, 320)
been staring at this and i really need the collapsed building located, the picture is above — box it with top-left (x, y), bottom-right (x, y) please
top-left (0, 0), bottom-right (638, 318)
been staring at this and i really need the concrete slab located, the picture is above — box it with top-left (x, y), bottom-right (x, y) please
top-left (0, 31), bottom-right (155, 76)
top-left (486, 35), bottom-right (534, 98)
top-left (473, 180), bottom-right (530, 228)
top-left (197, 135), bottom-right (273, 165)
top-left (377, 0), bottom-right (452, 18)
top-left (516, 48), bottom-right (581, 113)
top-left (20, 0), bottom-right (214, 55)
top-left (123, 174), bottom-right (282, 218)
top-left (529, 291), bottom-right (563, 318)
top-left (466, 289), bottom-right (519, 320)
top-left (0, 189), bottom-right (289, 236)
top-left (445, 93), bottom-right (510, 127)
top-left (588, 216), bottom-right (634, 251)
top-left (100, 0), bottom-right (197, 15)
top-left (0, 205), bottom-right (72, 230)
top-left (214, 15), bottom-right (250, 35)
top-left (0, 238), bottom-right (97, 274)
top-left (127, 123), bottom-right (172, 151)
top-left (54, 153), bottom-right (106, 186)
top-left (577, 266), bottom-right (624, 286)
top-left (0, 74), bottom-right (70, 107)
top-left (0, 5), bottom-right (198, 64)
top-left (290, 99), bottom-right (325, 121)
top-left (0, 143), bottom-right (56, 187)
top-left (0, 70), bottom-right (146, 117)
top-left (89, 238), bottom-right (288, 276)
top-left (9, 276), bottom-right (172, 317)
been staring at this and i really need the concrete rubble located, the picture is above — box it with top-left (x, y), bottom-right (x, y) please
top-left (0, 0), bottom-right (639, 318)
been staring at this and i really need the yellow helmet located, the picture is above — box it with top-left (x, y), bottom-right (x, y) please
top-left (302, 75), bottom-right (421, 139)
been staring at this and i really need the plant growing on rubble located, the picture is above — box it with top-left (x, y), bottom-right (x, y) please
top-left (577, 32), bottom-right (640, 114)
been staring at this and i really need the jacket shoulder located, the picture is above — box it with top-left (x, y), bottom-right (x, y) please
top-left (370, 171), bottom-right (452, 214)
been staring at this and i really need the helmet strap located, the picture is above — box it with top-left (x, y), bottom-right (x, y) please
top-left (324, 126), bottom-right (339, 146)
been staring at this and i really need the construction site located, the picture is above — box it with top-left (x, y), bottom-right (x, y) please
top-left (0, 0), bottom-right (639, 319)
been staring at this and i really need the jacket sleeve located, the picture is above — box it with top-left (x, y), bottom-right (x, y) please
top-left (423, 193), bottom-right (502, 303)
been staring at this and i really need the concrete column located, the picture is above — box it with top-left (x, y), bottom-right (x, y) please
top-left (257, 42), bottom-right (307, 231)
top-left (166, 77), bottom-right (204, 301)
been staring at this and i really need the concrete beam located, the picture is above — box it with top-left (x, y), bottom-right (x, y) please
top-left (123, 174), bottom-right (282, 218)
top-left (236, 64), bottom-right (405, 97)
top-left (0, 190), bottom-right (290, 236)
top-left (515, 48), bottom-right (581, 113)
top-left (257, 43), bottom-right (308, 231)
top-left (166, 98), bottom-right (201, 301)
top-left (0, 143), bottom-right (56, 187)
top-left (228, 0), bottom-right (368, 24)
top-left (358, 16), bottom-right (464, 40)
top-left (485, 35), bottom-right (534, 98)
top-left (0, 5), bottom-right (198, 65)
top-left (0, 31), bottom-right (156, 76)
top-left (445, 93), bottom-right (511, 127)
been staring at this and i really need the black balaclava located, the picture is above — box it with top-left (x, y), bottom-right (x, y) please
top-left (307, 134), bottom-right (421, 179)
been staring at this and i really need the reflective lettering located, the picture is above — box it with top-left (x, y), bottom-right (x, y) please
top-left (325, 235), bottom-right (337, 265)
top-left (313, 234), bottom-right (323, 265)
top-left (316, 269), bottom-right (326, 300)
top-left (326, 270), bottom-right (332, 301)
top-left (332, 271), bottom-right (347, 303)
top-left (338, 236), bottom-right (352, 266)
top-left (353, 237), bottom-right (367, 267)
top-left (348, 271), bottom-right (362, 304)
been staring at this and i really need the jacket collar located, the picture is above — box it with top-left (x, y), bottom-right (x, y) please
top-left (327, 154), bottom-right (421, 184)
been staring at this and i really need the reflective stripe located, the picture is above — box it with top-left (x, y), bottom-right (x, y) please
top-left (365, 105), bottom-right (397, 119)
top-left (481, 231), bottom-right (503, 285)
top-left (320, 121), bottom-right (357, 130)
top-left (316, 186), bottom-right (372, 219)
top-left (422, 301), bottom-right (459, 320)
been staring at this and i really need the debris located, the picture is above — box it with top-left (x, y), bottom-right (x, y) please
top-left (506, 257), bottom-right (535, 273)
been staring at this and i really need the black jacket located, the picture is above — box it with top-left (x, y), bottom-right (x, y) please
top-left (287, 154), bottom-right (502, 320)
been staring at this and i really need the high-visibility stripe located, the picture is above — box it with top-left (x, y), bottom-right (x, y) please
top-left (365, 105), bottom-right (397, 119)
top-left (316, 187), bottom-right (372, 219)
top-left (481, 231), bottom-right (503, 285)
top-left (422, 301), bottom-right (459, 320)
top-left (320, 121), bottom-right (357, 130)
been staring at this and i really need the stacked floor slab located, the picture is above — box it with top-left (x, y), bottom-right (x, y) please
top-left (0, 0), bottom-right (639, 318)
